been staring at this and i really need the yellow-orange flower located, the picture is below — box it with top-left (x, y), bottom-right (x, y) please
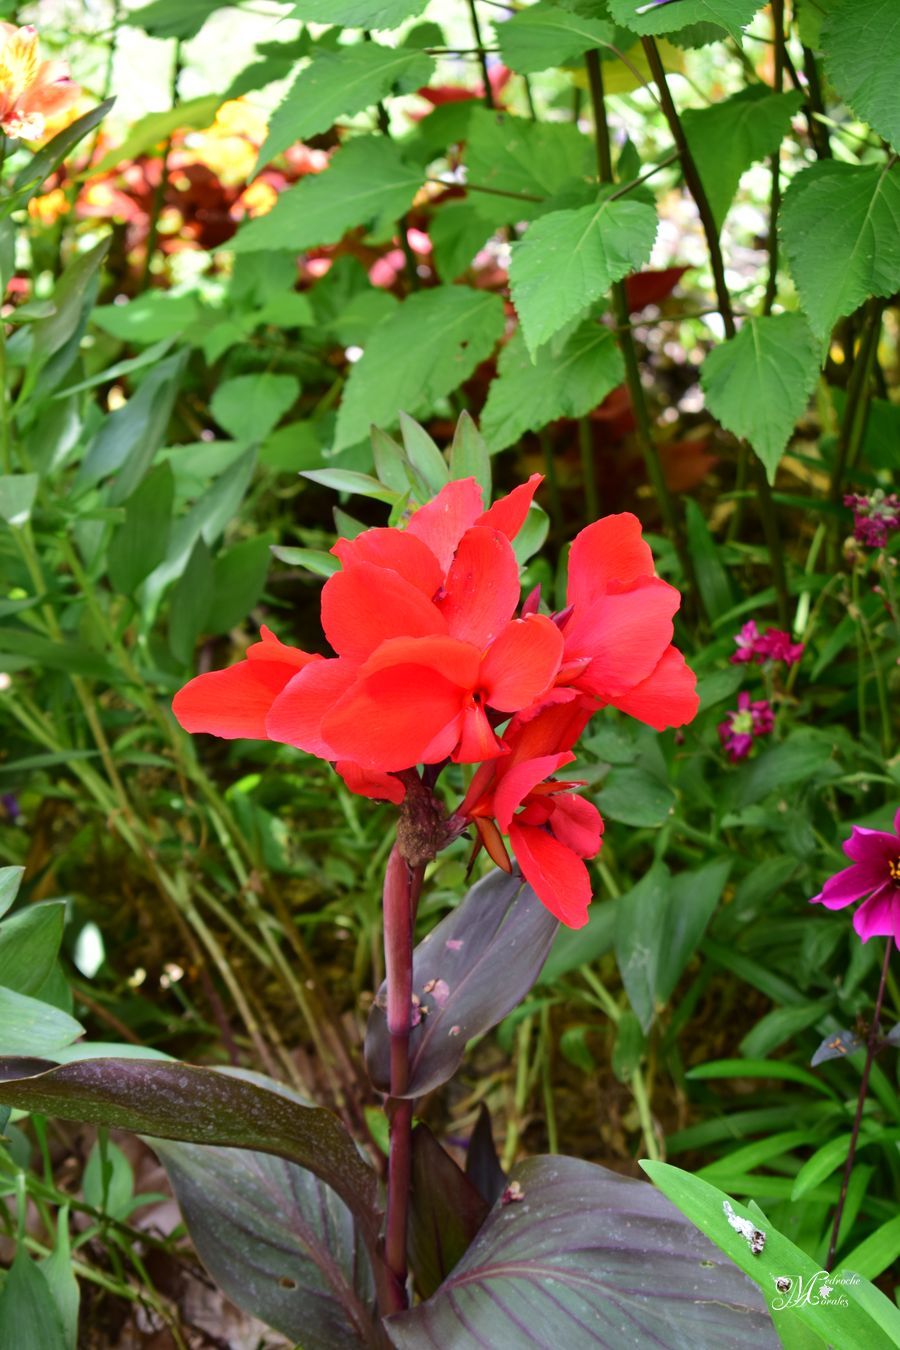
top-left (27, 186), bottom-right (70, 225)
top-left (0, 24), bottom-right (80, 142)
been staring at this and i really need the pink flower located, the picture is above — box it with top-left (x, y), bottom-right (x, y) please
top-left (730, 620), bottom-right (803, 667)
top-left (844, 491), bottom-right (900, 550)
top-left (810, 809), bottom-right (900, 946)
top-left (717, 692), bottom-right (774, 762)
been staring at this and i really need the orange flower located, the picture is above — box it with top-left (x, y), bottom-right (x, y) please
top-left (0, 25), bottom-right (79, 142)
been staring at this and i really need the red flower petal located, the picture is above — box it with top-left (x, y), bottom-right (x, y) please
top-left (330, 528), bottom-right (442, 599)
top-left (454, 701), bottom-right (507, 763)
top-left (476, 472), bottom-right (542, 541)
top-left (173, 645), bottom-right (321, 740)
top-left (610, 645), bottom-right (699, 730)
top-left (567, 513), bottom-right (654, 611)
top-left (480, 615), bottom-right (563, 711)
top-left (493, 752), bottom-right (573, 830)
top-left (320, 561), bottom-right (447, 661)
top-left (548, 793), bottom-right (603, 859)
top-left (504, 697), bottom-right (595, 762)
top-left (334, 760), bottom-right (406, 805)
top-left (248, 625), bottom-right (315, 668)
top-left (439, 526), bottom-right (521, 648)
top-left (565, 578), bottom-right (680, 698)
top-left (266, 657), bottom-right (359, 758)
top-left (406, 478), bottom-right (484, 573)
top-left (509, 821), bottom-right (592, 928)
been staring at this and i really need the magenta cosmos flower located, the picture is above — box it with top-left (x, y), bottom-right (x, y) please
top-left (811, 809), bottom-right (900, 946)
top-left (718, 691), bottom-right (774, 762)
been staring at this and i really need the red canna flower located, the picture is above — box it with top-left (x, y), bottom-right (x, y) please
top-left (459, 701), bottom-right (603, 928)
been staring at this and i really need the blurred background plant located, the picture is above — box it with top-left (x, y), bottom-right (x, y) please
top-left (0, 0), bottom-right (897, 1343)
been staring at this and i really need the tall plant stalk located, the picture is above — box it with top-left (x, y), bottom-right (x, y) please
top-left (641, 38), bottom-right (790, 625)
top-left (826, 939), bottom-right (892, 1270)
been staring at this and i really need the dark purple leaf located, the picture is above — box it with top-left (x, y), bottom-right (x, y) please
top-left (153, 1137), bottom-right (376, 1349)
top-left (465, 1103), bottom-right (506, 1206)
top-left (0, 1058), bottom-right (380, 1247)
top-left (811, 1029), bottom-right (863, 1066)
top-left (409, 1125), bottom-right (489, 1300)
top-left (385, 1155), bottom-right (777, 1349)
top-left (366, 869), bottom-right (558, 1098)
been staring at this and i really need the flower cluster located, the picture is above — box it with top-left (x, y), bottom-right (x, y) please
top-left (811, 809), bottom-right (900, 947)
top-left (844, 491), bottom-right (900, 550)
top-left (174, 476), bottom-right (698, 927)
top-left (0, 24), bottom-right (78, 142)
top-left (717, 692), bottom-right (775, 763)
top-left (730, 620), bottom-right (803, 667)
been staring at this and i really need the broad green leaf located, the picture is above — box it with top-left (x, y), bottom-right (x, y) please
top-left (9, 100), bottom-right (114, 210)
top-left (258, 43), bottom-right (433, 167)
top-left (0, 1252), bottom-right (67, 1350)
top-left (168, 536), bottom-right (214, 663)
top-left (399, 413), bottom-right (449, 496)
top-left (210, 373), bottom-right (299, 443)
top-left (642, 1162), bottom-right (900, 1350)
top-left (741, 999), bottom-right (833, 1060)
top-left (0, 987), bottom-right (82, 1057)
top-left (511, 502), bottom-right (549, 566)
top-left (510, 196), bottom-right (658, 355)
top-left (91, 96), bottom-right (222, 174)
top-left (780, 161), bottom-right (900, 341)
top-left (481, 323), bottom-right (624, 453)
top-left (449, 412), bottom-right (491, 499)
top-left (0, 473), bottom-right (38, 526)
top-left (682, 87), bottom-right (803, 229)
top-left (0, 1058), bottom-right (380, 1244)
top-left (231, 136), bottom-right (421, 253)
top-left (292, 0), bottom-right (427, 25)
top-left (387, 1156), bottom-right (773, 1348)
top-left (30, 237), bottom-right (110, 365)
top-left (334, 286), bottom-right (505, 450)
top-left (108, 461), bottom-right (174, 596)
top-left (596, 765), bottom-right (675, 828)
top-left (207, 535), bottom-right (273, 633)
top-left (301, 469), bottom-right (398, 503)
top-left (128, 0), bottom-right (223, 39)
top-left (0, 868), bottom-right (24, 920)
top-left (83, 1138), bottom-right (136, 1221)
top-left (791, 1133), bottom-right (856, 1201)
top-left (269, 545), bottom-right (341, 578)
top-left (371, 426), bottom-right (415, 493)
top-left (86, 351), bottom-right (188, 506)
top-left (0, 902), bottom-right (66, 997)
top-left (701, 314), bottom-right (820, 482)
top-left (465, 110), bottom-right (594, 224)
top-left (822, 0), bottom-right (900, 152)
top-left (541, 896), bottom-right (619, 983)
top-left (607, 0), bottom-right (762, 41)
top-left (429, 201), bottom-right (493, 281)
top-left (498, 2), bottom-right (615, 73)
top-left (92, 292), bottom-right (200, 345)
top-left (736, 730), bottom-right (838, 806)
top-left (843, 1214), bottom-right (900, 1282)
top-left (253, 292), bottom-right (315, 328)
top-left (684, 497), bottom-right (734, 622)
top-left (54, 337), bottom-right (174, 397)
top-left (39, 1208), bottom-right (79, 1350)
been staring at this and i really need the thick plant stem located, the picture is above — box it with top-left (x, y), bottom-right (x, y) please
top-left (585, 50), bottom-right (693, 586)
top-left (641, 38), bottom-right (789, 622)
top-left (382, 845), bottom-right (420, 1314)
top-left (826, 939), bottom-right (892, 1270)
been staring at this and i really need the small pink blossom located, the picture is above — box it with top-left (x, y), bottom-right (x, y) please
top-left (718, 692), bottom-right (774, 762)
top-left (810, 809), bottom-right (900, 947)
top-left (844, 491), bottom-right (900, 550)
top-left (731, 620), bottom-right (803, 667)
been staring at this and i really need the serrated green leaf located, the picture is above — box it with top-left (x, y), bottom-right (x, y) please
top-left (607, 0), bottom-right (761, 42)
top-left (429, 201), bottom-right (493, 282)
top-left (257, 42), bottom-right (433, 168)
top-left (232, 136), bottom-right (422, 254)
top-left (498, 2), bottom-right (615, 73)
top-left (127, 0), bottom-right (223, 39)
top-left (465, 110), bottom-right (594, 225)
top-left (822, 0), bottom-right (900, 152)
top-left (291, 0), bottom-right (426, 25)
top-left (210, 373), bottom-right (299, 444)
top-left (334, 286), bottom-right (505, 450)
top-left (780, 161), bottom-right (900, 341)
top-left (510, 197), bottom-right (657, 354)
top-left (682, 87), bottom-right (803, 229)
top-left (701, 314), bottom-right (820, 481)
top-left (481, 323), bottom-right (624, 453)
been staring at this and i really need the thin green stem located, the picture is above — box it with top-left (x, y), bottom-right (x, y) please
top-left (467, 1), bottom-right (495, 109)
top-left (763, 0), bottom-right (784, 316)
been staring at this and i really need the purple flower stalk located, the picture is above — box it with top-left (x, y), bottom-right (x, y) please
top-left (844, 491), bottom-right (900, 550)
top-left (717, 691), bottom-right (774, 762)
top-left (811, 809), bottom-right (900, 946)
top-left (731, 620), bottom-right (803, 667)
